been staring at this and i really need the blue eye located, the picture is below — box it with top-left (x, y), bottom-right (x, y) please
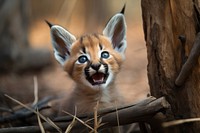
top-left (101, 51), bottom-right (110, 59)
top-left (78, 55), bottom-right (88, 63)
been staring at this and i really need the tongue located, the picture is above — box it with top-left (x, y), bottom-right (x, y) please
top-left (91, 73), bottom-right (104, 83)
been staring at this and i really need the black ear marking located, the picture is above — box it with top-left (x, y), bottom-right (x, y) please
top-left (120, 4), bottom-right (126, 14)
top-left (45, 20), bottom-right (54, 28)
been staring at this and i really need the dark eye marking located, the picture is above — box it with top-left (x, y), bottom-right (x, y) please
top-left (99, 44), bottom-right (103, 50)
top-left (82, 47), bottom-right (86, 54)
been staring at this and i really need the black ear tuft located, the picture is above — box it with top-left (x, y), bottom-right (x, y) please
top-left (45, 20), bottom-right (54, 28)
top-left (120, 4), bottom-right (126, 14)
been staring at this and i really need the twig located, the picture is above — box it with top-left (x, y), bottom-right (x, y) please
top-left (175, 32), bottom-right (200, 86)
top-left (62, 110), bottom-right (94, 132)
top-left (36, 108), bottom-right (45, 133)
top-left (4, 94), bottom-right (62, 133)
top-left (93, 101), bottom-right (99, 133)
top-left (0, 95), bottom-right (54, 123)
top-left (1, 96), bottom-right (54, 120)
top-left (162, 117), bottom-right (200, 127)
top-left (64, 107), bottom-right (77, 133)
top-left (0, 96), bottom-right (170, 133)
top-left (115, 101), bottom-right (121, 133)
top-left (32, 76), bottom-right (38, 106)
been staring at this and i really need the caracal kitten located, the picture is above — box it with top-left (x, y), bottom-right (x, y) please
top-left (47, 7), bottom-right (127, 128)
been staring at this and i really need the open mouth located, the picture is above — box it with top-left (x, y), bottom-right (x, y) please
top-left (86, 72), bottom-right (109, 85)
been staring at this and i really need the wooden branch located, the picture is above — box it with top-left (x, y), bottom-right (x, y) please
top-left (0, 96), bottom-right (55, 124)
top-left (175, 32), bottom-right (200, 86)
top-left (178, 35), bottom-right (187, 65)
top-left (0, 96), bottom-right (170, 133)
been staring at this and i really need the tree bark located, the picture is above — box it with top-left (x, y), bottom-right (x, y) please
top-left (141, 0), bottom-right (200, 132)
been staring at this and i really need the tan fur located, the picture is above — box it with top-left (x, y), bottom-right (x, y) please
top-left (57, 34), bottom-right (124, 115)
top-left (48, 10), bottom-right (127, 132)
top-left (60, 83), bottom-right (123, 115)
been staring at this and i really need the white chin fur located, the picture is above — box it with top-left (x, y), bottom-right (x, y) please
top-left (101, 72), bottom-right (113, 89)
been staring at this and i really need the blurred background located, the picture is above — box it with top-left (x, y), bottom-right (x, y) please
top-left (0, 0), bottom-right (149, 107)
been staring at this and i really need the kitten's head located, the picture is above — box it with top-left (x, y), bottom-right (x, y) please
top-left (47, 9), bottom-right (127, 90)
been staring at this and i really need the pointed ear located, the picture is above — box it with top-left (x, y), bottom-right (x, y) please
top-left (103, 13), bottom-right (127, 57)
top-left (49, 24), bottom-right (76, 65)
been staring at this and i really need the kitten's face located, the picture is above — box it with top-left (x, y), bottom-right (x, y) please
top-left (63, 34), bottom-right (123, 89)
top-left (48, 13), bottom-right (127, 90)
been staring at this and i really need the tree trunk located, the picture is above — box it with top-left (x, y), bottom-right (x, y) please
top-left (0, 0), bottom-right (51, 73)
top-left (141, 0), bottom-right (200, 132)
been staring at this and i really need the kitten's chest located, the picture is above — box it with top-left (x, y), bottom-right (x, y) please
top-left (75, 100), bottom-right (116, 115)
top-left (73, 89), bottom-right (122, 114)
